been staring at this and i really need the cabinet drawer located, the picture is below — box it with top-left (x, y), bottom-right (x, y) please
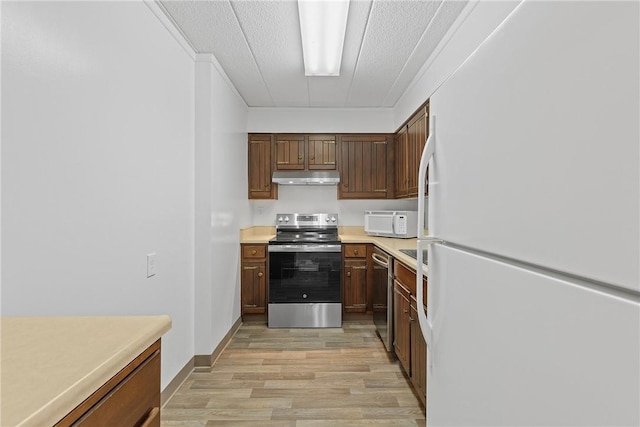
top-left (344, 244), bottom-right (367, 258)
top-left (243, 245), bottom-right (266, 258)
top-left (73, 350), bottom-right (160, 427)
top-left (394, 261), bottom-right (417, 294)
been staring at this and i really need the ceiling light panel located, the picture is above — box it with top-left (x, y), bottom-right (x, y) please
top-left (298, 0), bottom-right (350, 76)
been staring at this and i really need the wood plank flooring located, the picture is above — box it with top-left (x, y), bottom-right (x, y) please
top-left (161, 320), bottom-right (426, 426)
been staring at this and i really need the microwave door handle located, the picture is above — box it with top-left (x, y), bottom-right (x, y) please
top-left (391, 215), bottom-right (395, 235)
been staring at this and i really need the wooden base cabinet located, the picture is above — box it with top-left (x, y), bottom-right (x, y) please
top-left (241, 244), bottom-right (267, 315)
top-left (393, 281), bottom-right (411, 374)
top-left (393, 260), bottom-right (428, 406)
top-left (410, 301), bottom-right (427, 407)
top-left (56, 341), bottom-right (161, 427)
top-left (343, 244), bottom-right (369, 313)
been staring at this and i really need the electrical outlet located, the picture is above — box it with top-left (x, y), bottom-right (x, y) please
top-left (257, 207), bottom-right (264, 215)
top-left (147, 253), bottom-right (157, 278)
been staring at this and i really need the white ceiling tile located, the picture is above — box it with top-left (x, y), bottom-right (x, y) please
top-left (383, 0), bottom-right (469, 106)
top-left (159, 0), bottom-right (273, 106)
top-left (158, 0), bottom-right (467, 108)
top-left (347, 0), bottom-right (441, 107)
top-left (231, 0), bottom-right (309, 106)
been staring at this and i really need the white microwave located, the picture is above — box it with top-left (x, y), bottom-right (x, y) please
top-left (364, 210), bottom-right (418, 238)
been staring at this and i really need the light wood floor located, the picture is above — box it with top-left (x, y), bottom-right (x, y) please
top-left (161, 320), bottom-right (426, 426)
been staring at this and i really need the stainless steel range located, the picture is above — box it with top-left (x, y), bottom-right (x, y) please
top-left (268, 213), bottom-right (342, 328)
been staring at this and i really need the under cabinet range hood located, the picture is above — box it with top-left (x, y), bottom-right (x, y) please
top-left (272, 171), bottom-right (340, 185)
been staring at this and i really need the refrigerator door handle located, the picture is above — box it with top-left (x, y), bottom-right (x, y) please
top-left (416, 238), bottom-right (438, 368)
top-left (417, 114), bottom-right (438, 369)
top-left (417, 115), bottom-right (435, 240)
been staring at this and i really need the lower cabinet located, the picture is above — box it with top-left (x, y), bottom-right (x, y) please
top-left (410, 301), bottom-right (427, 407)
top-left (56, 340), bottom-right (161, 427)
top-left (241, 244), bottom-right (267, 315)
top-left (393, 260), bottom-right (427, 407)
top-left (342, 244), bottom-right (370, 313)
top-left (393, 281), bottom-right (411, 373)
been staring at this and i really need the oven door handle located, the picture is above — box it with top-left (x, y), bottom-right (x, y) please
top-left (268, 244), bottom-right (342, 253)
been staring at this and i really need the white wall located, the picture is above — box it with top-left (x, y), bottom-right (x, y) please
top-left (194, 55), bottom-right (250, 356)
top-left (252, 187), bottom-right (418, 226)
top-left (1, 1), bottom-right (195, 391)
top-left (248, 107), bottom-right (394, 133)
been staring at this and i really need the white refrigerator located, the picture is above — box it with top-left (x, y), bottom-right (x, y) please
top-left (415, 1), bottom-right (640, 425)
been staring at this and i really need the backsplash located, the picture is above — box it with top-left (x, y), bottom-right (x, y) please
top-left (250, 185), bottom-right (420, 226)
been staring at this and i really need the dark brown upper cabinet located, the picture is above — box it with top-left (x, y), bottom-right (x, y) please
top-left (338, 134), bottom-right (394, 199)
top-left (275, 134), bottom-right (337, 171)
top-left (395, 100), bottom-right (429, 199)
top-left (275, 134), bottom-right (306, 170)
top-left (307, 135), bottom-right (337, 170)
top-left (248, 134), bottom-right (277, 200)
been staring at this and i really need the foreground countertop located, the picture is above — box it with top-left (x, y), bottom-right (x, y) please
top-left (240, 226), bottom-right (426, 273)
top-left (1, 315), bottom-right (171, 426)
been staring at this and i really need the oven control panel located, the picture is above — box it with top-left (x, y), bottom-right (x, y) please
top-left (276, 213), bottom-right (338, 228)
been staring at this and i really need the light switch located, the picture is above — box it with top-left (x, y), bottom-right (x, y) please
top-left (147, 253), bottom-right (157, 278)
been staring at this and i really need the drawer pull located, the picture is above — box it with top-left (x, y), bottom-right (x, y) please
top-left (140, 407), bottom-right (160, 427)
top-left (352, 266), bottom-right (367, 270)
top-left (251, 250), bottom-right (257, 255)
top-left (353, 249), bottom-right (358, 255)
top-left (244, 266), bottom-right (258, 270)
top-left (244, 304), bottom-right (258, 308)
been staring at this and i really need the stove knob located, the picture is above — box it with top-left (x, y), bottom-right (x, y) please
top-left (284, 216), bottom-right (290, 222)
top-left (330, 216), bottom-right (336, 222)
top-left (278, 217), bottom-right (283, 222)
top-left (325, 217), bottom-right (330, 222)
top-left (302, 293), bottom-right (308, 299)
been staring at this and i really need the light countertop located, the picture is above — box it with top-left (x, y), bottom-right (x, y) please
top-left (240, 226), bottom-right (426, 273)
top-left (1, 315), bottom-right (171, 426)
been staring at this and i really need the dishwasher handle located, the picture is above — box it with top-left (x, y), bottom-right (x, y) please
top-left (371, 252), bottom-right (389, 268)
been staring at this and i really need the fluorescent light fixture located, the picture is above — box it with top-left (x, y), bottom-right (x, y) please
top-left (298, 0), bottom-right (350, 76)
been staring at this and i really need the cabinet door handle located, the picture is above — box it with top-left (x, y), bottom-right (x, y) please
top-left (264, 183), bottom-right (269, 188)
top-left (257, 272), bottom-right (263, 278)
top-left (298, 155), bottom-right (304, 160)
top-left (310, 156), bottom-right (315, 160)
top-left (347, 271), bottom-right (351, 277)
top-left (353, 249), bottom-right (358, 255)
top-left (140, 407), bottom-right (160, 427)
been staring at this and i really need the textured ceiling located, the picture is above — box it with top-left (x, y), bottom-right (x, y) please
top-left (158, 0), bottom-right (468, 108)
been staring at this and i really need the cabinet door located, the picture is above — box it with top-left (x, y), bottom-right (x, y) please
top-left (241, 261), bottom-right (266, 314)
top-left (338, 135), bottom-right (392, 199)
top-left (307, 135), bottom-right (337, 170)
top-left (248, 135), bottom-right (277, 199)
top-left (407, 107), bottom-right (427, 197)
top-left (393, 281), bottom-right (411, 373)
top-left (410, 302), bottom-right (427, 407)
top-left (343, 259), bottom-right (367, 313)
top-left (275, 135), bottom-right (306, 170)
top-left (395, 127), bottom-right (409, 198)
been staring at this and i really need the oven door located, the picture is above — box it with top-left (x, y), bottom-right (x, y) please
top-left (268, 244), bottom-right (342, 303)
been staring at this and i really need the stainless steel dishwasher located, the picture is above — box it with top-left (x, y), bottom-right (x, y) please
top-left (372, 247), bottom-right (393, 351)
